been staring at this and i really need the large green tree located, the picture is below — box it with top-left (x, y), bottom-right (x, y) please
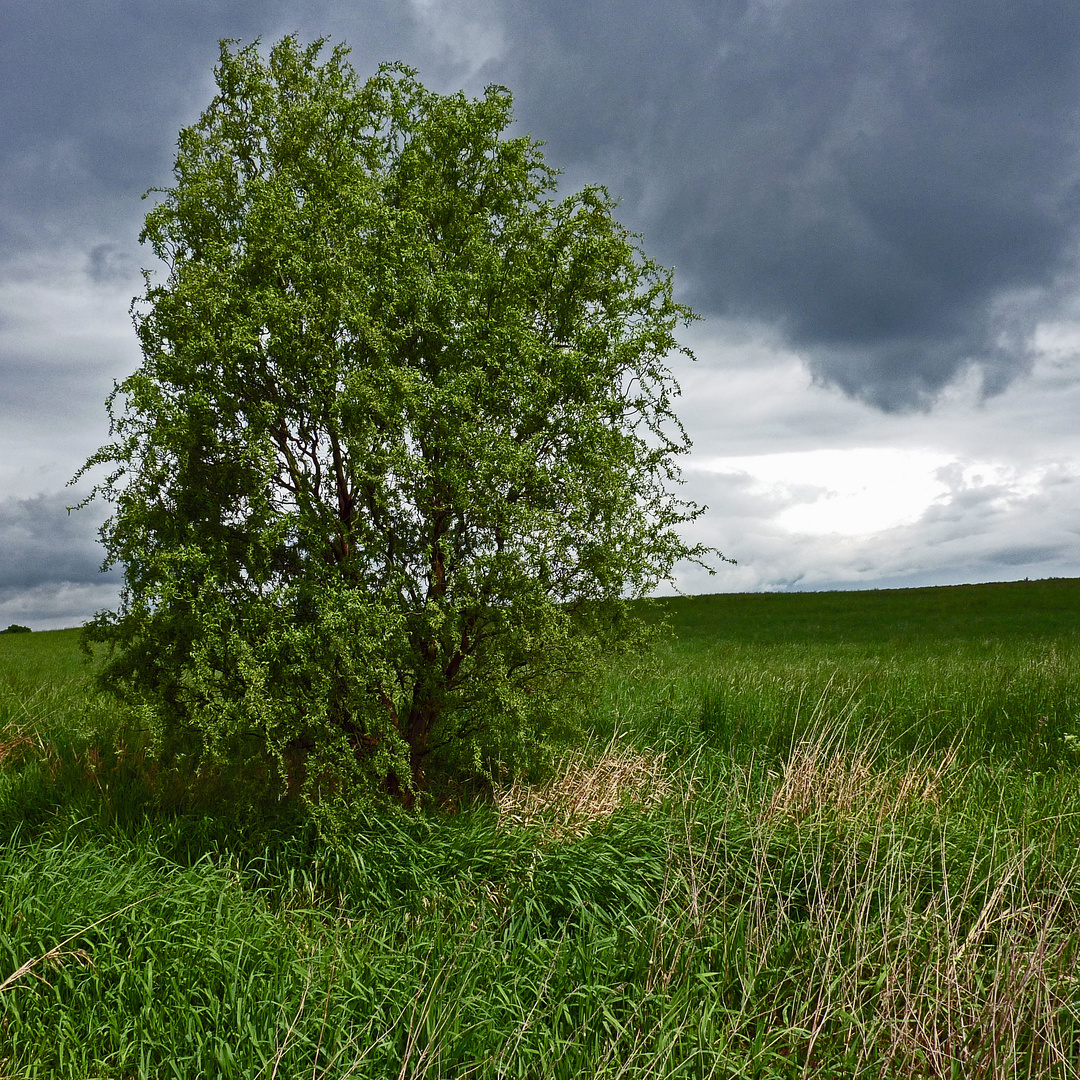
top-left (77, 37), bottom-right (715, 810)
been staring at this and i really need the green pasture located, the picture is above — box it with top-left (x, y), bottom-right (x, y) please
top-left (2, 580), bottom-right (1080, 1078)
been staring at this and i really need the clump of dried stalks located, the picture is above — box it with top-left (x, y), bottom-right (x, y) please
top-left (766, 730), bottom-right (958, 823)
top-left (495, 738), bottom-right (672, 838)
top-left (0, 723), bottom-right (42, 772)
top-left (656, 727), bottom-right (1080, 1077)
top-left (0, 733), bottom-right (31, 769)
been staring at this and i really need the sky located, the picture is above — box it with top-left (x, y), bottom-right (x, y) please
top-left (3, 0), bottom-right (1080, 628)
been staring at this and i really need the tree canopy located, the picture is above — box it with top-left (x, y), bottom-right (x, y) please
top-left (77, 37), bottom-right (715, 813)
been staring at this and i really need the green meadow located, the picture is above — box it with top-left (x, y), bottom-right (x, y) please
top-left (3, 579), bottom-right (1080, 1078)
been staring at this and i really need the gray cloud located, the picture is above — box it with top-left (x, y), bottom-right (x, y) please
top-left (0, 492), bottom-right (116, 596)
top-left (10, 1), bottom-right (1074, 409)
top-left (0, 0), bottom-right (420, 262)
top-left (86, 244), bottom-right (138, 286)
top-left (0, 582), bottom-right (123, 633)
top-left (495, 0), bottom-right (1080, 409)
top-left (0, 491), bottom-right (120, 628)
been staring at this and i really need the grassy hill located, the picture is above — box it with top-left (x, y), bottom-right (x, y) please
top-left (2, 580), bottom-right (1080, 1078)
top-left (648, 576), bottom-right (1080, 646)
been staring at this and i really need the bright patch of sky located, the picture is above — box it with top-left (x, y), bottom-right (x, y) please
top-left (701, 449), bottom-right (954, 536)
top-left (696, 450), bottom-right (1077, 539)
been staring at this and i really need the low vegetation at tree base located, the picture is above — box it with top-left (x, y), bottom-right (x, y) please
top-left (75, 36), bottom-right (709, 816)
top-left (3, 579), bottom-right (1080, 1078)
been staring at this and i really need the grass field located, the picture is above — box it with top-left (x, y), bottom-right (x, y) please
top-left (2, 579), bottom-right (1080, 1078)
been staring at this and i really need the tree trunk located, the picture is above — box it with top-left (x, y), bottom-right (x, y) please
top-left (406, 694), bottom-right (437, 796)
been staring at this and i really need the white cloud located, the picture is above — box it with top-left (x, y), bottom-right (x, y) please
top-left (699, 448), bottom-right (954, 536)
top-left (0, 249), bottom-right (140, 498)
top-left (657, 317), bottom-right (1080, 594)
top-left (6, 265), bottom-right (1080, 623)
top-left (694, 449), bottom-right (1080, 541)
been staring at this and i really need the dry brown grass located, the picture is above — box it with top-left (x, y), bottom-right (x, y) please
top-left (0, 735), bottom-right (31, 769)
top-left (766, 731), bottom-right (959, 824)
top-left (0, 723), bottom-right (42, 772)
top-left (495, 737), bottom-right (672, 838)
top-left (663, 732), bottom-right (1080, 1078)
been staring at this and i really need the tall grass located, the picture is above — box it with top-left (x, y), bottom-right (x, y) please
top-left (3, 584), bottom-right (1080, 1077)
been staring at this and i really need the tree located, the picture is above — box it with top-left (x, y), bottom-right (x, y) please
top-left (76, 37), bottom-right (715, 812)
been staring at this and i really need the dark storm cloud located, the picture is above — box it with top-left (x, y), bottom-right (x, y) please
top-left (0, 0), bottom-right (416, 259)
top-left (496, 0), bottom-right (1080, 409)
top-left (3, 0), bottom-right (1079, 619)
top-left (86, 244), bottom-right (138, 286)
top-left (6, 1), bottom-right (1078, 411)
top-left (0, 492), bottom-right (116, 595)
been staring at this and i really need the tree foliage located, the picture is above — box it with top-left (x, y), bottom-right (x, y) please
top-left (77, 37), bottom-right (714, 812)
